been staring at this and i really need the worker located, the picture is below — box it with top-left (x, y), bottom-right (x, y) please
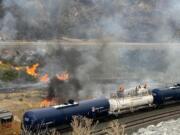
top-left (117, 85), bottom-right (125, 98)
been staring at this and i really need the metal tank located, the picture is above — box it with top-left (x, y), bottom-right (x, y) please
top-left (108, 85), bottom-right (154, 114)
top-left (23, 98), bottom-right (110, 131)
top-left (0, 109), bottom-right (13, 124)
top-left (109, 95), bottom-right (153, 114)
top-left (152, 85), bottom-right (180, 105)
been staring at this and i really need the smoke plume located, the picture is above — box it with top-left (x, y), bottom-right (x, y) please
top-left (0, 44), bottom-right (180, 100)
top-left (43, 44), bottom-right (180, 101)
top-left (0, 0), bottom-right (180, 41)
top-left (1, 0), bottom-right (180, 100)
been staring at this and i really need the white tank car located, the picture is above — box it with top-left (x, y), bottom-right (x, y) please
top-left (109, 85), bottom-right (154, 115)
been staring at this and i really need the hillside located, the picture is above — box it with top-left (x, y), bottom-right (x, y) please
top-left (0, 0), bottom-right (179, 42)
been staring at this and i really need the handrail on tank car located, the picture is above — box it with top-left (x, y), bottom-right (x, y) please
top-left (53, 102), bottom-right (79, 109)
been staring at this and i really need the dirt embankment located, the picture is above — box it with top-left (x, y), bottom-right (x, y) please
top-left (0, 89), bottom-right (46, 135)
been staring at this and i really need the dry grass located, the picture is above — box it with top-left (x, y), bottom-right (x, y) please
top-left (105, 120), bottom-right (125, 135)
top-left (21, 127), bottom-right (61, 135)
top-left (0, 121), bottom-right (20, 135)
top-left (0, 89), bottom-right (45, 135)
top-left (71, 117), bottom-right (125, 135)
top-left (71, 116), bottom-right (98, 135)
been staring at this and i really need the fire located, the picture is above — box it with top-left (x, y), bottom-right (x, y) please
top-left (0, 60), bottom-right (24, 71)
top-left (26, 63), bottom-right (39, 77)
top-left (40, 73), bottom-right (49, 83)
top-left (40, 98), bottom-right (56, 108)
top-left (0, 61), bottom-right (51, 83)
top-left (14, 66), bottom-right (24, 71)
top-left (56, 71), bottom-right (70, 81)
top-left (0, 61), bottom-right (71, 84)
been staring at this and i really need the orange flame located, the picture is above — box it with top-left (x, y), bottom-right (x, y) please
top-left (56, 71), bottom-right (70, 81)
top-left (40, 73), bottom-right (49, 83)
top-left (0, 61), bottom-right (51, 83)
top-left (26, 63), bottom-right (39, 77)
top-left (40, 98), bottom-right (56, 108)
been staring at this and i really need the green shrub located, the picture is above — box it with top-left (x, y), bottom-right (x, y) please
top-left (19, 98), bottom-right (23, 102)
top-left (1, 69), bottom-right (18, 82)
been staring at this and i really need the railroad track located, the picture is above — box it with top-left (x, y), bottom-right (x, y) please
top-left (92, 107), bottom-right (180, 135)
top-left (59, 103), bottom-right (180, 135)
top-left (33, 104), bottom-right (179, 135)
top-left (125, 109), bottom-right (180, 129)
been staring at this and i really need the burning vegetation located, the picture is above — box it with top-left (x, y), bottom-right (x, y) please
top-left (47, 71), bottom-right (81, 104)
top-left (40, 98), bottom-right (57, 108)
top-left (56, 71), bottom-right (70, 81)
top-left (0, 43), bottom-right (175, 104)
top-left (25, 63), bottom-right (50, 83)
top-left (39, 73), bottom-right (49, 83)
top-left (0, 46), bottom-right (85, 103)
top-left (26, 63), bottom-right (39, 77)
top-left (0, 61), bottom-right (50, 83)
top-left (40, 71), bottom-right (72, 107)
top-left (1, 1), bottom-right (180, 135)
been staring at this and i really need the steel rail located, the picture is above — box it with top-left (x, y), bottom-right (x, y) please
top-left (37, 104), bottom-right (180, 135)
top-left (92, 107), bottom-right (180, 135)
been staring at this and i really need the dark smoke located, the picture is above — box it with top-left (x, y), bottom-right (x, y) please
top-left (47, 77), bottom-right (82, 103)
top-left (1, 0), bottom-right (180, 100)
top-left (0, 45), bottom-right (179, 100)
top-left (44, 45), bottom-right (84, 101)
top-left (44, 45), bottom-right (84, 77)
